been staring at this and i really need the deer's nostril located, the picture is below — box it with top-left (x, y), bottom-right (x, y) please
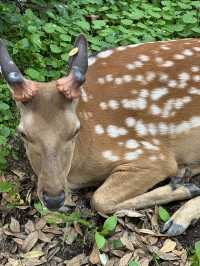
top-left (43, 191), bottom-right (65, 211)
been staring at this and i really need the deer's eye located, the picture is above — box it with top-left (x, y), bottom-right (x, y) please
top-left (17, 128), bottom-right (29, 141)
top-left (73, 127), bottom-right (80, 137)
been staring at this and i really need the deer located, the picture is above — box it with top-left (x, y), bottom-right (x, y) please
top-left (1, 35), bottom-right (200, 236)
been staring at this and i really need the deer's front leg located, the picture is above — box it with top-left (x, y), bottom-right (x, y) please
top-left (91, 153), bottom-right (178, 214)
top-left (162, 196), bottom-right (200, 236)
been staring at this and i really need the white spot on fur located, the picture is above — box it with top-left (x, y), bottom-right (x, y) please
top-left (159, 73), bottom-right (168, 82)
top-left (108, 100), bottom-right (119, 110)
top-left (193, 75), bottom-right (200, 82)
top-left (173, 54), bottom-right (185, 60)
top-left (168, 80), bottom-right (177, 88)
top-left (97, 77), bottom-right (105, 84)
top-left (105, 74), bottom-right (113, 82)
top-left (161, 61), bottom-right (174, 67)
top-left (155, 57), bottom-right (164, 64)
top-left (146, 71), bottom-right (156, 82)
top-left (102, 150), bottom-right (119, 161)
top-left (141, 141), bottom-right (159, 151)
top-left (158, 122), bottom-right (169, 135)
top-left (125, 139), bottom-right (139, 149)
top-left (147, 123), bottom-right (157, 136)
top-left (178, 72), bottom-right (190, 82)
top-left (106, 125), bottom-right (128, 138)
top-left (138, 54), bottom-right (150, 62)
top-left (189, 87), bottom-right (200, 95)
top-left (191, 66), bottom-right (200, 72)
top-left (115, 77), bottom-right (123, 85)
top-left (182, 49), bottom-right (193, 56)
top-left (99, 102), bottom-right (108, 110)
top-left (126, 63), bottom-right (136, 70)
top-left (193, 47), bottom-right (200, 52)
top-left (160, 45), bottom-right (170, 50)
top-left (151, 87), bottom-right (168, 101)
top-left (95, 125), bottom-right (104, 135)
top-left (98, 49), bottom-right (113, 58)
top-left (125, 117), bottom-right (136, 127)
top-left (135, 120), bottom-right (148, 136)
top-left (123, 75), bottom-right (132, 82)
top-left (124, 149), bottom-right (143, 160)
top-left (121, 98), bottom-right (147, 110)
top-left (139, 89), bottom-right (149, 98)
top-left (150, 104), bottom-right (162, 115)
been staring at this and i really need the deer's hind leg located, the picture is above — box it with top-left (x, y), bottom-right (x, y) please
top-left (91, 150), bottom-right (200, 215)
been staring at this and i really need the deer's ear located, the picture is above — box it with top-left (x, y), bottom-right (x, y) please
top-left (68, 34), bottom-right (88, 85)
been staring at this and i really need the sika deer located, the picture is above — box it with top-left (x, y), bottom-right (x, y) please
top-left (1, 35), bottom-right (200, 236)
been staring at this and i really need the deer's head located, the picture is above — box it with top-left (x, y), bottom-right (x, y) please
top-left (0, 35), bottom-right (88, 210)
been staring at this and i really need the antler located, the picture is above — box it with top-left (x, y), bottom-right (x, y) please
top-left (57, 34), bottom-right (88, 100)
top-left (0, 40), bottom-right (37, 102)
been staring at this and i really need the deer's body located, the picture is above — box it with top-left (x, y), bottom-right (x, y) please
top-left (1, 36), bottom-right (200, 236)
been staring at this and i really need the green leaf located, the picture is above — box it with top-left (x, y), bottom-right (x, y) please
top-left (195, 241), bottom-right (200, 261)
top-left (95, 231), bottom-right (106, 250)
top-left (0, 181), bottom-right (12, 193)
top-left (182, 13), bottom-right (197, 24)
top-left (121, 19), bottom-right (132, 26)
top-left (128, 261), bottom-right (139, 266)
top-left (0, 135), bottom-right (7, 145)
top-left (103, 215), bottom-right (117, 233)
top-left (59, 34), bottom-right (71, 42)
top-left (44, 23), bottom-right (55, 33)
top-left (34, 202), bottom-right (49, 216)
top-left (50, 44), bottom-right (62, 53)
top-left (25, 68), bottom-right (44, 81)
top-left (76, 20), bottom-right (90, 30)
top-left (159, 206), bottom-right (170, 222)
top-left (92, 20), bottom-right (106, 29)
top-left (0, 103), bottom-right (9, 111)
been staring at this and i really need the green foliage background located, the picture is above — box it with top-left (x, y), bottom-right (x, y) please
top-left (0, 0), bottom-right (200, 169)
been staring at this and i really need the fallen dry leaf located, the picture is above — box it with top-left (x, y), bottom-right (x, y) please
top-left (10, 217), bottom-right (20, 233)
top-left (22, 250), bottom-right (44, 259)
top-left (116, 209), bottom-right (145, 218)
top-left (38, 230), bottom-right (52, 243)
top-left (25, 220), bottom-right (35, 234)
top-left (35, 218), bottom-right (46, 231)
top-left (22, 231), bottom-right (39, 252)
top-left (148, 246), bottom-right (178, 261)
top-left (160, 239), bottom-right (176, 253)
top-left (89, 245), bottom-right (100, 264)
top-left (139, 229), bottom-right (162, 236)
top-left (120, 231), bottom-right (134, 251)
top-left (64, 253), bottom-right (87, 266)
top-left (118, 252), bottom-right (133, 266)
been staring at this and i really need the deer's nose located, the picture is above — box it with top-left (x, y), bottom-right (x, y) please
top-left (43, 191), bottom-right (65, 211)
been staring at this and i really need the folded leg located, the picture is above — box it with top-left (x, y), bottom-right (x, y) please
top-left (91, 150), bottom-right (178, 214)
top-left (162, 196), bottom-right (200, 236)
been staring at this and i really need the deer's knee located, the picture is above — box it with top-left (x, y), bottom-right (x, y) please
top-left (91, 191), bottom-right (115, 214)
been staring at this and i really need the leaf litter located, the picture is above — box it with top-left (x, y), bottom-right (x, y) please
top-left (0, 162), bottom-right (197, 266)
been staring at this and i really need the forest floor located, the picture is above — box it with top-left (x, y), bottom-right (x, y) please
top-left (0, 140), bottom-right (199, 266)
